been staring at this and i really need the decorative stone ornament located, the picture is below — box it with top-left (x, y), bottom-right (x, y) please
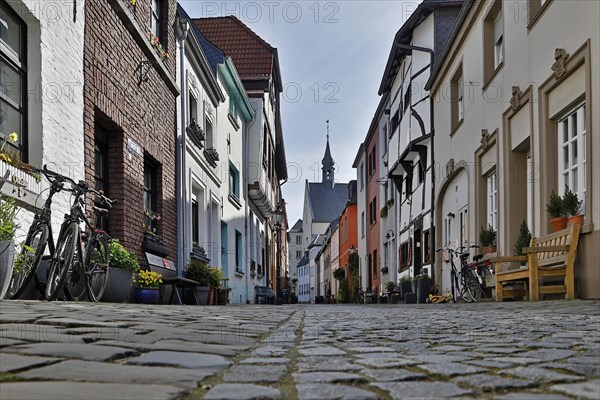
top-left (551, 48), bottom-right (569, 79)
top-left (510, 86), bottom-right (522, 111)
top-left (480, 129), bottom-right (490, 151)
top-left (446, 159), bottom-right (455, 179)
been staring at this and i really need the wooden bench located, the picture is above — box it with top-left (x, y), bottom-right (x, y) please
top-left (494, 223), bottom-right (581, 302)
top-left (145, 253), bottom-right (202, 305)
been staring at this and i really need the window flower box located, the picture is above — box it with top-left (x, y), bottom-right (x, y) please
top-left (0, 160), bottom-right (43, 211)
top-left (204, 148), bottom-right (219, 167)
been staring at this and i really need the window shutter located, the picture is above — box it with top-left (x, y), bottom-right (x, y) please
top-left (408, 239), bottom-right (413, 265)
top-left (494, 11), bottom-right (503, 43)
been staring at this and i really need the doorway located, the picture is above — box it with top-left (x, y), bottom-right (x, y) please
top-left (414, 229), bottom-right (422, 276)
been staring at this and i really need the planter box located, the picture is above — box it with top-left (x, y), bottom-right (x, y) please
top-left (193, 286), bottom-right (210, 305)
top-left (404, 292), bottom-right (417, 304)
top-left (0, 240), bottom-right (15, 300)
top-left (0, 161), bottom-right (43, 212)
top-left (142, 233), bottom-right (169, 257)
top-left (416, 278), bottom-right (432, 304)
top-left (389, 293), bottom-right (401, 304)
top-left (101, 267), bottom-right (133, 303)
top-left (400, 281), bottom-right (412, 298)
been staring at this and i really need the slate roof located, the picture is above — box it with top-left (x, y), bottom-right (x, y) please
top-left (308, 234), bottom-right (327, 249)
top-left (178, 5), bottom-right (225, 76)
top-left (193, 16), bottom-right (275, 80)
top-left (289, 219), bottom-right (303, 233)
top-left (297, 253), bottom-right (309, 267)
top-left (307, 182), bottom-right (350, 223)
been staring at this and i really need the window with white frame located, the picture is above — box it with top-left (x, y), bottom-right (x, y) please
top-left (487, 171), bottom-right (497, 230)
top-left (558, 104), bottom-right (586, 215)
top-left (457, 74), bottom-right (464, 123)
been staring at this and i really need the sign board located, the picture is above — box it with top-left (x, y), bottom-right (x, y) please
top-left (145, 252), bottom-right (176, 271)
top-left (127, 139), bottom-right (143, 158)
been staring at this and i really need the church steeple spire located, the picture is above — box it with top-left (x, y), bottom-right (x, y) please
top-left (322, 120), bottom-right (335, 187)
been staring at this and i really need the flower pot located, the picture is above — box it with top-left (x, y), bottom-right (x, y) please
top-left (568, 214), bottom-right (584, 227)
top-left (134, 288), bottom-right (160, 304)
top-left (101, 267), bottom-right (133, 303)
top-left (0, 240), bottom-right (15, 300)
top-left (416, 278), bottom-right (432, 304)
top-left (550, 216), bottom-right (568, 232)
top-left (400, 281), bottom-right (412, 298)
top-left (194, 286), bottom-right (210, 305)
top-left (481, 245), bottom-right (497, 255)
top-left (216, 288), bottom-right (230, 305)
top-left (404, 292), bottom-right (416, 304)
top-left (389, 293), bottom-right (401, 304)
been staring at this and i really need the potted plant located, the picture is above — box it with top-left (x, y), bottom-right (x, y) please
top-left (101, 240), bottom-right (140, 303)
top-left (381, 266), bottom-right (389, 274)
top-left (399, 275), bottom-right (412, 299)
top-left (546, 190), bottom-right (567, 232)
top-left (184, 260), bottom-right (211, 305)
top-left (0, 195), bottom-right (17, 299)
top-left (216, 277), bottom-right (231, 305)
top-left (563, 186), bottom-right (584, 226)
top-left (208, 266), bottom-right (224, 305)
top-left (514, 219), bottom-right (532, 265)
top-left (133, 270), bottom-right (162, 304)
top-left (385, 280), bottom-right (401, 304)
top-left (479, 225), bottom-right (497, 255)
top-left (414, 273), bottom-right (432, 304)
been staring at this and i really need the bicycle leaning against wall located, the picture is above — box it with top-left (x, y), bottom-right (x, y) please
top-left (436, 246), bottom-right (482, 303)
top-left (7, 166), bottom-right (70, 299)
top-left (44, 175), bottom-right (115, 302)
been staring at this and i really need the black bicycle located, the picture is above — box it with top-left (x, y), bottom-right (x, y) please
top-left (45, 179), bottom-right (114, 302)
top-left (7, 166), bottom-right (70, 299)
top-left (437, 246), bottom-right (481, 303)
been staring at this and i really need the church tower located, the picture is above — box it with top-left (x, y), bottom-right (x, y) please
top-left (322, 120), bottom-right (335, 187)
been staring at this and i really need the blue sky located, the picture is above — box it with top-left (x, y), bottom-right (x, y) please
top-left (180, 0), bottom-right (420, 226)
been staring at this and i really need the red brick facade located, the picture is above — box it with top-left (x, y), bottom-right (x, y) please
top-left (83, 0), bottom-right (179, 259)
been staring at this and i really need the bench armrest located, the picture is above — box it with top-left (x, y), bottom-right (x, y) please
top-left (523, 245), bottom-right (570, 254)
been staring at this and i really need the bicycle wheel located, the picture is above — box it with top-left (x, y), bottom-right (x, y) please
top-left (45, 223), bottom-right (78, 301)
top-left (7, 224), bottom-right (49, 299)
top-left (64, 243), bottom-right (87, 302)
top-left (86, 234), bottom-right (109, 302)
top-left (462, 269), bottom-right (482, 302)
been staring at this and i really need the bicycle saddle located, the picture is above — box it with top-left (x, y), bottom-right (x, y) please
top-left (473, 254), bottom-right (484, 261)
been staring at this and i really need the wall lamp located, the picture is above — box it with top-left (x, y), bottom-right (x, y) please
top-left (447, 212), bottom-right (455, 219)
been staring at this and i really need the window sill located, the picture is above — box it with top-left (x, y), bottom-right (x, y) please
top-left (228, 193), bottom-right (242, 209)
top-left (228, 111), bottom-right (240, 131)
top-left (235, 270), bottom-right (244, 277)
top-left (482, 62), bottom-right (504, 91)
top-left (450, 119), bottom-right (464, 137)
top-left (581, 222), bottom-right (594, 235)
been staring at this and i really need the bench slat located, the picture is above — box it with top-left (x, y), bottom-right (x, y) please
top-left (523, 245), bottom-right (570, 253)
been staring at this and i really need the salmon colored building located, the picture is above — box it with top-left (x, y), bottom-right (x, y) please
top-left (366, 126), bottom-right (381, 297)
top-left (339, 181), bottom-right (358, 290)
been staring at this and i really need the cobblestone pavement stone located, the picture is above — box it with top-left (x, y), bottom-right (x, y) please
top-left (1, 300), bottom-right (599, 399)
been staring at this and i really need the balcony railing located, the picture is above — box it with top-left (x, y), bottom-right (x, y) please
top-left (248, 165), bottom-right (275, 218)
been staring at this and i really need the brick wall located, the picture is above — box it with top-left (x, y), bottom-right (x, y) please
top-left (83, 0), bottom-right (178, 260)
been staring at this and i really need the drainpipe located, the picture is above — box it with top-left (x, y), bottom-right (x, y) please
top-left (176, 18), bottom-right (190, 276)
top-left (392, 41), bottom-right (435, 284)
top-left (244, 112), bottom-right (256, 303)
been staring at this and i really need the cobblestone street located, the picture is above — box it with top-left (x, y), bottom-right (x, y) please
top-left (0, 300), bottom-right (599, 399)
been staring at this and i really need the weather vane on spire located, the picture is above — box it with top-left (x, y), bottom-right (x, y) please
top-left (326, 119), bottom-right (330, 141)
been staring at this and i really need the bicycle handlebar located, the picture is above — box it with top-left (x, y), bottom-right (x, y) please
top-left (28, 165), bottom-right (116, 206)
